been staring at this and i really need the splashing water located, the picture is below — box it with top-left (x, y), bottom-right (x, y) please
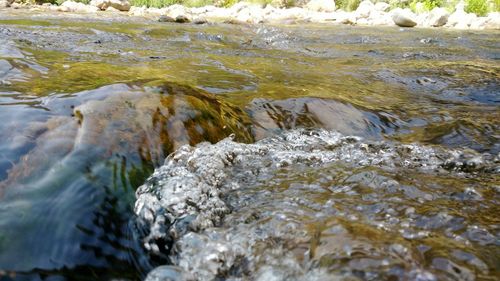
top-left (135, 129), bottom-right (499, 281)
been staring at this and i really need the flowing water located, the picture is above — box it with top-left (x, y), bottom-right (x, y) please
top-left (0, 9), bottom-right (498, 281)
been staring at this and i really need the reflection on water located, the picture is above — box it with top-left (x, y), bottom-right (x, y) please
top-left (249, 97), bottom-right (404, 139)
top-left (0, 11), bottom-right (499, 280)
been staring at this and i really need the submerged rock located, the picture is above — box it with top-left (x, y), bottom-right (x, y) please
top-left (248, 97), bottom-right (402, 140)
top-left (0, 82), bottom-right (254, 272)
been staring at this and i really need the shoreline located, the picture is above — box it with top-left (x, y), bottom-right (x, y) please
top-left (1, 0), bottom-right (499, 30)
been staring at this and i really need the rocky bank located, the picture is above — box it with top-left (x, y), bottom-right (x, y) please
top-left (1, 0), bottom-right (499, 29)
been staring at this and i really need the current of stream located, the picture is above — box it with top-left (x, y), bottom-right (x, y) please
top-left (0, 9), bottom-right (498, 281)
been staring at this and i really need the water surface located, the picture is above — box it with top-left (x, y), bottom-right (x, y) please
top-left (0, 10), bottom-right (498, 281)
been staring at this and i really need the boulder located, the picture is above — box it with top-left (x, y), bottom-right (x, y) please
top-left (189, 5), bottom-right (217, 15)
top-left (336, 10), bottom-right (356, 24)
top-left (175, 15), bottom-right (190, 23)
top-left (158, 15), bottom-right (176, 22)
top-left (106, 6), bottom-right (120, 12)
top-left (10, 2), bottom-right (23, 8)
top-left (446, 1), bottom-right (472, 28)
top-left (128, 6), bottom-right (147, 16)
top-left (0, 0), bottom-right (14, 8)
top-left (469, 17), bottom-right (488, 29)
top-left (234, 5), bottom-right (266, 23)
top-left (192, 17), bottom-right (208, 24)
top-left (90, 0), bottom-right (130, 11)
top-left (374, 2), bottom-right (390, 12)
top-left (391, 8), bottom-right (417, 27)
top-left (425, 7), bottom-right (449, 27)
top-left (355, 0), bottom-right (374, 18)
top-left (60, 1), bottom-right (99, 12)
top-left (483, 12), bottom-right (500, 29)
top-left (369, 10), bottom-right (393, 25)
top-left (305, 0), bottom-right (335, 13)
top-left (229, 1), bottom-right (253, 13)
top-left (165, 4), bottom-right (186, 18)
top-left (447, 8), bottom-right (476, 29)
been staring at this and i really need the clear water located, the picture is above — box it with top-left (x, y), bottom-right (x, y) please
top-left (0, 10), bottom-right (498, 281)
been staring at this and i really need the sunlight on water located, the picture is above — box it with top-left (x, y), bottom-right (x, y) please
top-left (0, 11), bottom-right (498, 280)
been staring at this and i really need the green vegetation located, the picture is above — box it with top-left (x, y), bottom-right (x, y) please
top-left (465, 0), bottom-right (489, 15)
top-left (336, 0), bottom-right (361, 11)
top-left (248, 0), bottom-right (273, 7)
top-left (18, 0), bottom-right (500, 14)
top-left (388, 0), bottom-right (411, 9)
top-left (494, 0), bottom-right (500, 11)
top-left (130, 0), bottom-right (180, 7)
top-left (386, 0), bottom-right (495, 15)
top-left (414, 0), bottom-right (443, 11)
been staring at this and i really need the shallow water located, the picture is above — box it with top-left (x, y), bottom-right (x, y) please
top-left (0, 10), bottom-right (498, 281)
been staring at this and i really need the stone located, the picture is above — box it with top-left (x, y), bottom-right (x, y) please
top-left (189, 5), bottom-right (216, 15)
top-left (448, 9), bottom-right (476, 29)
top-left (147, 7), bottom-right (164, 16)
top-left (57, 5), bottom-right (70, 12)
top-left (90, 0), bottom-right (130, 11)
top-left (374, 2), bottom-right (390, 12)
top-left (158, 15), bottom-right (176, 22)
top-left (355, 0), bottom-right (374, 18)
top-left (10, 2), bottom-right (22, 8)
top-left (391, 8), bottom-right (417, 27)
top-left (425, 7), bottom-right (449, 27)
top-left (0, 0), bottom-right (13, 8)
top-left (369, 10), bottom-right (393, 25)
top-left (305, 0), bottom-right (335, 13)
top-left (483, 12), bottom-right (500, 29)
top-left (175, 15), bottom-right (190, 23)
top-left (469, 17), bottom-right (488, 29)
top-left (229, 1), bottom-right (252, 13)
top-left (61, 1), bottom-right (100, 13)
top-left (106, 6), bottom-right (120, 12)
top-left (445, 0), bottom-right (475, 28)
top-left (235, 5), bottom-right (266, 23)
top-left (336, 10), bottom-right (356, 24)
top-left (192, 17), bottom-right (208, 24)
top-left (128, 6), bottom-right (147, 16)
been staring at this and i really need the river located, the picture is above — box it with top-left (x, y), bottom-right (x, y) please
top-left (0, 9), bottom-right (498, 281)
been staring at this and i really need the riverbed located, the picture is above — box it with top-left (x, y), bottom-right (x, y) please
top-left (0, 9), bottom-right (498, 281)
